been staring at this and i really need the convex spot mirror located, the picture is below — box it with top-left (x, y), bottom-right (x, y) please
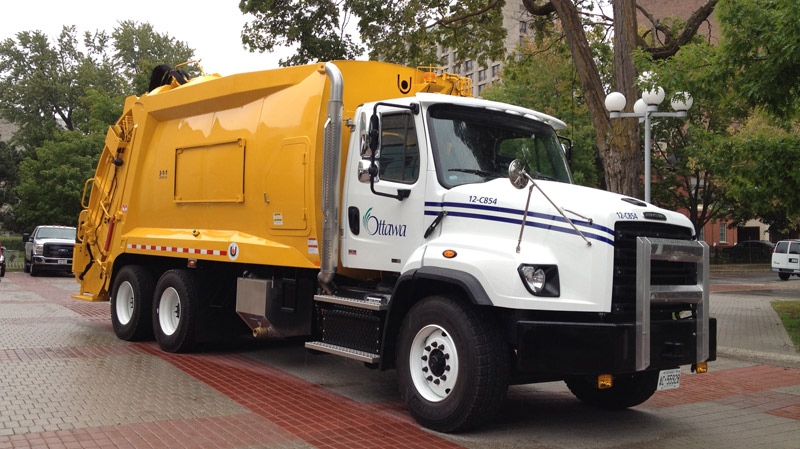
top-left (508, 159), bottom-right (529, 189)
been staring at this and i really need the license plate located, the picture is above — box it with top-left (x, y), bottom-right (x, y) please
top-left (657, 368), bottom-right (681, 391)
top-left (58, 259), bottom-right (68, 264)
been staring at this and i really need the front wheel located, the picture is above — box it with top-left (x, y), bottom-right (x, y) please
top-left (110, 265), bottom-right (155, 341)
top-left (565, 370), bottom-right (660, 409)
top-left (396, 296), bottom-right (509, 433)
top-left (152, 269), bottom-right (198, 353)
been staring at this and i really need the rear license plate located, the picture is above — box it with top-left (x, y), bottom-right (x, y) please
top-left (657, 368), bottom-right (681, 391)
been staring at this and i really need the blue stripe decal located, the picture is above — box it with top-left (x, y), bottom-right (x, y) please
top-left (425, 200), bottom-right (615, 239)
top-left (425, 209), bottom-right (614, 246)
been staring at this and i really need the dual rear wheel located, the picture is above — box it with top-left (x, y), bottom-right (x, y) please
top-left (110, 266), bottom-right (197, 353)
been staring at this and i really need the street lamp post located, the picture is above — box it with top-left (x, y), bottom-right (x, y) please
top-left (604, 88), bottom-right (693, 203)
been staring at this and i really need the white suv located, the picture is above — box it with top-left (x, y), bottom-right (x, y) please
top-left (771, 239), bottom-right (800, 280)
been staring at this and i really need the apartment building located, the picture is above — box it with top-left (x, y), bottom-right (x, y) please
top-left (435, 0), bottom-right (531, 97)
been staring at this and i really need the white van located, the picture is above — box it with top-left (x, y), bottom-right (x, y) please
top-left (771, 239), bottom-right (800, 280)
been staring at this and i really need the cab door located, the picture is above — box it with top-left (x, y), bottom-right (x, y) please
top-left (341, 108), bottom-right (427, 272)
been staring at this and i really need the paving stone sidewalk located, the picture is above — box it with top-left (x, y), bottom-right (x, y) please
top-left (1, 271), bottom-right (798, 449)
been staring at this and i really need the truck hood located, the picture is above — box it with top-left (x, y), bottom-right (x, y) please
top-left (437, 178), bottom-right (695, 245)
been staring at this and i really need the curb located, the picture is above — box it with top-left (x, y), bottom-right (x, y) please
top-left (718, 346), bottom-right (800, 370)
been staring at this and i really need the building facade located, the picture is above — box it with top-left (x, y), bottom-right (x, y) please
top-left (435, 0), bottom-right (531, 97)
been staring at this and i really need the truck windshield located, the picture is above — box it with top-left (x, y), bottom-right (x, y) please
top-left (427, 104), bottom-right (572, 189)
top-left (38, 227), bottom-right (76, 239)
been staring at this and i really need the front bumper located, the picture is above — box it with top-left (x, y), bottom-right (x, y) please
top-left (32, 256), bottom-right (73, 271)
top-left (515, 317), bottom-right (717, 374)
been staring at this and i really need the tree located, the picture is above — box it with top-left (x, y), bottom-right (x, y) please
top-left (0, 27), bottom-right (86, 150)
top-left (721, 132), bottom-right (800, 239)
top-left (13, 131), bottom-right (103, 230)
top-left (635, 41), bottom-right (747, 234)
top-left (112, 21), bottom-right (196, 95)
top-left (717, 0), bottom-right (800, 119)
top-left (0, 23), bottom-right (196, 231)
top-left (238, 0), bottom-right (719, 199)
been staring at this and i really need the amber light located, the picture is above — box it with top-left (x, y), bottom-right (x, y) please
top-left (693, 362), bottom-right (708, 374)
top-left (597, 374), bottom-right (613, 389)
top-left (442, 249), bottom-right (457, 259)
top-left (423, 71), bottom-right (436, 83)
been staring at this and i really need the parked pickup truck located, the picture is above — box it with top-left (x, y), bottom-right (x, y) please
top-left (771, 239), bottom-right (800, 280)
top-left (23, 225), bottom-right (76, 276)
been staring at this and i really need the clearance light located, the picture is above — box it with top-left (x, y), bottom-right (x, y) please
top-left (443, 249), bottom-right (457, 259)
top-left (597, 374), bottom-right (613, 389)
top-left (187, 259), bottom-right (198, 268)
top-left (692, 362), bottom-right (708, 374)
top-left (423, 71), bottom-right (436, 83)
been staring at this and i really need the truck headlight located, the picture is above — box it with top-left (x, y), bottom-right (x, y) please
top-left (34, 244), bottom-right (44, 254)
top-left (517, 264), bottom-right (560, 297)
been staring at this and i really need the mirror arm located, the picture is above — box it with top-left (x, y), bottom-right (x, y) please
top-left (366, 102), bottom-right (418, 201)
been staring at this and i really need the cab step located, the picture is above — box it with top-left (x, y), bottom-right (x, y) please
top-left (304, 341), bottom-right (381, 363)
top-left (313, 293), bottom-right (388, 310)
top-left (310, 290), bottom-right (388, 360)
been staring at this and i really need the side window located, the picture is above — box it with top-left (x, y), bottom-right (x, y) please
top-left (378, 113), bottom-right (419, 184)
top-left (790, 242), bottom-right (800, 255)
top-left (776, 241), bottom-right (788, 254)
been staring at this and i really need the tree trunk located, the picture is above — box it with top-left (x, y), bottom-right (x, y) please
top-left (548, 0), bottom-right (642, 198)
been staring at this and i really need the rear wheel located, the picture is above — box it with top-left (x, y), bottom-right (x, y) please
top-left (779, 272), bottom-right (790, 281)
top-left (110, 265), bottom-right (155, 341)
top-left (396, 296), bottom-right (509, 432)
top-left (565, 370), bottom-right (660, 409)
top-left (153, 269), bottom-right (198, 353)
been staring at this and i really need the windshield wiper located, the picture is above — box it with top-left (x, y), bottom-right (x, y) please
top-left (448, 168), bottom-right (502, 179)
top-left (529, 172), bottom-right (555, 181)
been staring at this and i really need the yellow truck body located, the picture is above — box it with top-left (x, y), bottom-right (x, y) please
top-left (74, 61), bottom-right (470, 302)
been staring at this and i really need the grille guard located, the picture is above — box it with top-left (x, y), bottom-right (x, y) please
top-left (635, 237), bottom-right (710, 371)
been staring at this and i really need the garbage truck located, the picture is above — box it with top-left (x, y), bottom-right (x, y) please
top-left (73, 60), bottom-right (716, 432)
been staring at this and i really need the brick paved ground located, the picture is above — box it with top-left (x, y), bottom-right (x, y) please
top-left (1, 272), bottom-right (799, 448)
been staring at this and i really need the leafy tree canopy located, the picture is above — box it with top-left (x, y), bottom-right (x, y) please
top-left (12, 131), bottom-right (103, 230)
top-left (0, 22), bottom-right (195, 232)
top-left (238, 0), bottom-right (718, 200)
top-left (718, 0), bottom-right (800, 119)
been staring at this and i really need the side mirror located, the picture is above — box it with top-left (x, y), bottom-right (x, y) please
top-left (558, 135), bottom-right (573, 164)
top-left (508, 159), bottom-right (529, 189)
top-left (368, 113), bottom-right (380, 154)
top-left (22, 233), bottom-right (30, 243)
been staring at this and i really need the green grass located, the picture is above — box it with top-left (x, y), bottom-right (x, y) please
top-left (772, 301), bottom-right (800, 352)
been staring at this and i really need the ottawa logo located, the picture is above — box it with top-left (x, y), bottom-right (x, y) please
top-left (363, 208), bottom-right (407, 237)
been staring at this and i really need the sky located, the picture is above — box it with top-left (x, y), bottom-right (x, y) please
top-left (0, 1), bottom-right (295, 75)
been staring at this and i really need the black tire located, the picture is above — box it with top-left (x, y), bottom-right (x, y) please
top-left (779, 272), bottom-right (790, 281)
top-left (396, 296), bottom-right (510, 433)
top-left (110, 265), bottom-right (155, 341)
top-left (152, 269), bottom-right (197, 353)
top-left (29, 263), bottom-right (38, 277)
top-left (23, 256), bottom-right (30, 273)
top-left (565, 370), bottom-right (660, 409)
